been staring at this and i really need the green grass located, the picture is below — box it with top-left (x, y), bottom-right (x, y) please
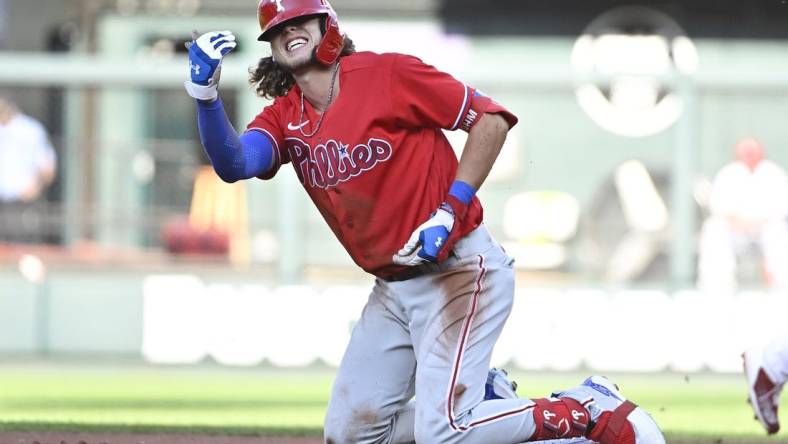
top-left (0, 362), bottom-right (329, 435)
top-left (0, 361), bottom-right (785, 442)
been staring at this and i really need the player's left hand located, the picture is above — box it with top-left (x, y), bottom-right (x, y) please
top-left (393, 202), bottom-right (456, 266)
top-left (184, 30), bottom-right (237, 101)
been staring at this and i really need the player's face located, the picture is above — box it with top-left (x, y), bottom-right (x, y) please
top-left (735, 138), bottom-right (764, 170)
top-left (270, 16), bottom-right (323, 73)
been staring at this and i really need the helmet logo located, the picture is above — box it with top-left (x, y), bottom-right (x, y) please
top-left (271, 0), bottom-right (284, 12)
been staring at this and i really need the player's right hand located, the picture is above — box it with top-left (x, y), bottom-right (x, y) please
top-left (184, 30), bottom-right (237, 101)
top-left (393, 202), bottom-right (456, 266)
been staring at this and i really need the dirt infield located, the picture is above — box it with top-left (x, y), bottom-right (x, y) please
top-left (0, 432), bottom-right (322, 444)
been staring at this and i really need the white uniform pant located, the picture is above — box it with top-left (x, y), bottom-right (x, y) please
top-left (697, 216), bottom-right (788, 292)
top-left (324, 224), bottom-right (544, 444)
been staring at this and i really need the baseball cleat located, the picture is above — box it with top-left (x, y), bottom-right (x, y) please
top-left (554, 375), bottom-right (666, 444)
top-left (484, 367), bottom-right (518, 400)
top-left (743, 350), bottom-right (782, 434)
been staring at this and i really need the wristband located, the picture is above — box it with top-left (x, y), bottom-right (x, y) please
top-left (449, 180), bottom-right (476, 205)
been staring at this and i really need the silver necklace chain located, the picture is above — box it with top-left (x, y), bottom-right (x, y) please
top-left (298, 61), bottom-right (340, 138)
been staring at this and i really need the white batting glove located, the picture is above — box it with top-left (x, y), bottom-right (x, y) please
top-left (393, 203), bottom-right (455, 266)
top-left (183, 30), bottom-right (237, 101)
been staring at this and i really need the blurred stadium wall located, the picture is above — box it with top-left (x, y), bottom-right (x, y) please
top-left (1, 0), bottom-right (787, 370)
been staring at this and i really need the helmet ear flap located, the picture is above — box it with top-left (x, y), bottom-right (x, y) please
top-left (315, 13), bottom-right (344, 65)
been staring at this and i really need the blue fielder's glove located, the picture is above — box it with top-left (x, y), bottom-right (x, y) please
top-left (184, 30), bottom-right (237, 101)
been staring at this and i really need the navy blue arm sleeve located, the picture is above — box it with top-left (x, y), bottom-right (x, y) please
top-left (196, 98), bottom-right (274, 183)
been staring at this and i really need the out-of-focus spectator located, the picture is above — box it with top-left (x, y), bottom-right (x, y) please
top-left (697, 138), bottom-right (788, 292)
top-left (0, 96), bottom-right (58, 243)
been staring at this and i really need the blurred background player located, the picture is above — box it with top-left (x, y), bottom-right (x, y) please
top-left (0, 95), bottom-right (57, 243)
top-left (743, 338), bottom-right (788, 435)
top-left (182, 0), bottom-right (664, 442)
top-left (697, 137), bottom-right (788, 293)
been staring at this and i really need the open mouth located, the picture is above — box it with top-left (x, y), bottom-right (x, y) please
top-left (287, 38), bottom-right (308, 52)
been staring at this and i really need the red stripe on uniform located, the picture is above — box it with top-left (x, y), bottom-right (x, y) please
top-left (450, 85), bottom-right (471, 131)
top-left (446, 254), bottom-right (485, 431)
top-left (445, 255), bottom-right (536, 433)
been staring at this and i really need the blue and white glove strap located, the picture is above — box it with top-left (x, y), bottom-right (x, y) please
top-left (184, 81), bottom-right (220, 101)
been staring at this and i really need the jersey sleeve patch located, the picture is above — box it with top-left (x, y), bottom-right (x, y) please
top-left (458, 88), bottom-right (493, 132)
top-left (459, 88), bottom-right (518, 132)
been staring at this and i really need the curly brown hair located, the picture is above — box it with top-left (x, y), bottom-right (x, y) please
top-left (249, 36), bottom-right (356, 99)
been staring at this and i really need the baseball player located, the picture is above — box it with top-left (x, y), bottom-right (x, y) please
top-left (183, 1), bottom-right (665, 442)
top-left (697, 138), bottom-right (788, 293)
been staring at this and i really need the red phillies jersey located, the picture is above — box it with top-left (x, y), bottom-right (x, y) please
top-left (246, 51), bottom-right (518, 279)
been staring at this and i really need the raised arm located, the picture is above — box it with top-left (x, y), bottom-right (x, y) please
top-left (184, 30), bottom-right (274, 182)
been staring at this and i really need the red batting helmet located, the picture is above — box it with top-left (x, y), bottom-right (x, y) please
top-left (257, 0), bottom-right (345, 66)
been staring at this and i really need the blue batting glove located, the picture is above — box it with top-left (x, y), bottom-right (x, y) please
top-left (184, 30), bottom-right (237, 100)
top-left (392, 181), bottom-right (476, 266)
top-left (393, 202), bottom-right (455, 266)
